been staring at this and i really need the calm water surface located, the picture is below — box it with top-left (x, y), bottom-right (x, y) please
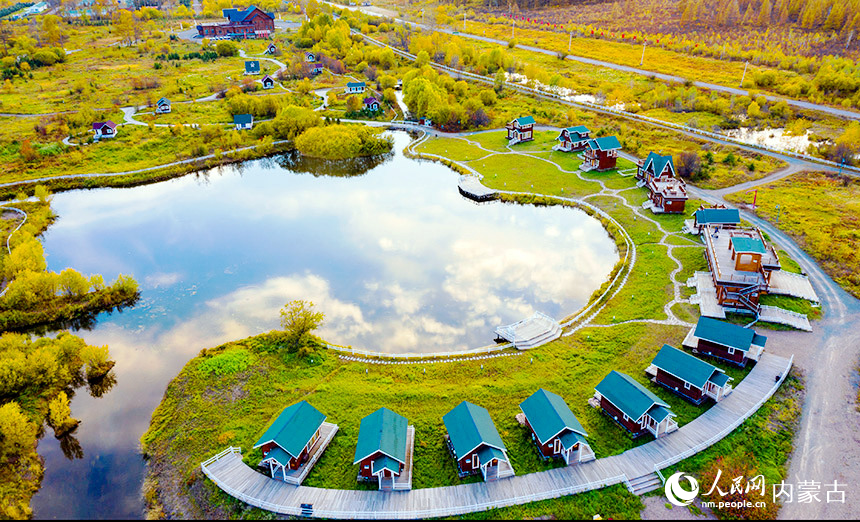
top-left (30, 132), bottom-right (618, 518)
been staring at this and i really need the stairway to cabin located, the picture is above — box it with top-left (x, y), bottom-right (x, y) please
top-left (627, 472), bottom-right (663, 495)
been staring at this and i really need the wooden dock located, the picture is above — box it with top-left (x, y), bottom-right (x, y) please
top-left (494, 312), bottom-right (562, 349)
top-left (457, 175), bottom-right (498, 202)
top-left (201, 353), bottom-right (792, 519)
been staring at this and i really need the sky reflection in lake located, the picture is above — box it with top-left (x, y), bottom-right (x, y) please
top-left (31, 132), bottom-right (617, 518)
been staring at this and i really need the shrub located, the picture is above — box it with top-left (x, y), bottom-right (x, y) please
top-left (197, 349), bottom-right (253, 376)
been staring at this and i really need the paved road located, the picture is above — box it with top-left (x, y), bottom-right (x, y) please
top-left (687, 183), bottom-right (860, 520)
top-left (331, 2), bottom-right (860, 122)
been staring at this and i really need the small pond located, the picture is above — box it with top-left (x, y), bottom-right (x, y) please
top-left (30, 132), bottom-right (618, 518)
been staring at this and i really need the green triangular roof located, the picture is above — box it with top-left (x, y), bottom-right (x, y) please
top-left (557, 430), bottom-right (588, 451)
top-left (353, 407), bottom-right (408, 464)
top-left (476, 445), bottom-right (507, 465)
top-left (253, 401), bottom-right (326, 458)
top-left (595, 371), bottom-right (670, 421)
top-left (587, 136), bottom-right (622, 151)
top-left (708, 372), bottom-right (731, 388)
top-left (694, 208), bottom-right (740, 225)
top-left (370, 454), bottom-right (401, 475)
top-left (642, 151), bottom-right (675, 177)
top-left (519, 389), bottom-right (587, 444)
top-left (652, 345), bottom-right (725, 390)
top-left (694, 317), bottom-right (766, 352)
top-left (514, 115), bottom-right (535, 126)
top-left (443, 401), bottom-right (506, 458)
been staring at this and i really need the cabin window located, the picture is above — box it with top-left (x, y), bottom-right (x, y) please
top-left (364, 465), bottom-right (369, 469)
top-left (728, 347), bottom-right (735, 355)
top-left (622, 413), bottom-right (628, 422)
top-left (684, 382), bottom-right (691, 390)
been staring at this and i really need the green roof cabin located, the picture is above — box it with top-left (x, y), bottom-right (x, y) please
top-left (646, 345), bottom-right (734, 404)
top-left (519, 389), bottom-right (594, 465)
top-left (443, 401), bottom-right (514, 481)
top-left (683, 316), bottom-right (766, 366)
top-left (689, 205), bottom-right (741, 235)
top-left (554, 125), bottom-right (591, 152)
top-left (254, 401), bottom-right (328, 481)
top-left (353, 407), bottom-right (414, 490)
top-left (582, 136), bottom-right (622, 172)
top-left (506, 115), bottom-right (535, 144)
top-left (593, 371), bottom-right (678, 438)
top-left (636, 151), bottom-right (675, 183)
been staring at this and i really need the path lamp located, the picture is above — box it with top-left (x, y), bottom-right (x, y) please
top-left (640, 40), bottom-right (646, 66)
top-left (740, 61), bottom-right (749, 88)
top-left (775, 204), bottom-right (781, 225)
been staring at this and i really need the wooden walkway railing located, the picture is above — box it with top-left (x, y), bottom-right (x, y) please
top-left (201, 353), bottom-right (792, 519)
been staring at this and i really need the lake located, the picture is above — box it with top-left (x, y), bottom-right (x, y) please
top-left (30, 132), bottom-right (618, 518)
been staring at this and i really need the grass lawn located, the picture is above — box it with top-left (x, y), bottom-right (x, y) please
top-left (725, 171), bottom-right (860, 299)
top-left (416, 136), bottom-right (493, 161)
top-left (138, 100), bottom-right (235, 125)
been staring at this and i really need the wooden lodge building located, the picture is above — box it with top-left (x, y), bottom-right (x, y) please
top-left (244, 60), bottom-right (261, 75)
top-left (345, 81), bottom-right (366, 94)
top-left (553, 125), bottom-right (590, 152)
top-left (582, 136), bottom-right (622, 171)
top-left (646, 345), bottom-right (733, 404)
top-left (593, 371), bottom-right (678, 438)
top-left (703, 225), bottom-right (781, 314)
top-left (506, 116), bottom-right (535, 144)
top-left (682, 316), bottom-right (767, 366)
top-left (155, 97), bottom-right (171, 114)
top-left (261, 75), bottom-right (275, 89)
top-left (363, 97), bottom-right (380, 111)
top-left (637, 152), bottom-right (688, 213)
top-left (353, 407), bottom-right (413, 490)
top-left (196, 6), bottom-right (275, 39)
top-left (92, 120), bottom-right (117, 139)
top-left (688, 205), bottom-right (741, 235)
top-left (519, 389), bottom-right (594, 465)
top-left (254, 401), bottom-right (327, 480)
top-left (443, 401), bottom-right (514, 481)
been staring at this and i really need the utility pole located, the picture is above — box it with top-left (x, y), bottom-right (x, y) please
top-left (640, 40), bottom-right (646, 66)
top-left (775, 204), bottom-right (781, 225)
top-left (747, 188), bottom-right (757, 210)
top-left (740, 61), bottom-right (748, 88)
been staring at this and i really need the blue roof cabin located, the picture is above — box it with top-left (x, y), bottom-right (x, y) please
top-left (553, 125), bottom-right (590, 152)
top-left (582, 136), bottom-right (622, 171)
top-left (682, 316), bottom-right (766, 366)
top-left (244, 60), bottom-right (261, 75)
top-left (234, 114), bottom-right (254, 130)
top-left (253, 401), bottom-right (327, 480)
top-left (592, 371), bottom-right (678, 438)
top-left (636, 151), bottom-right (675, 183)
top-left (443, 401), bottom-right (514, 481)
top-left (261, 74), bottom-right (275, 89)
top-left (519, 389), bottom-right (594, 465)
top-left (345, 81), bottom-right (366, 94)
top-left (506, 115), bottom-right (535, 144)
top-left (646, 345), bottom-right (733, 404)
top-left (353, 408), bottom-right (414, 490)
top-left (155, 97), bottom-right (171, 114)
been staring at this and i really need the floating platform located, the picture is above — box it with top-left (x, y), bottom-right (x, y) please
top-left (458, 175), bottom-right (498, 202)
top-left (495, 312), bottom-right (562, 350)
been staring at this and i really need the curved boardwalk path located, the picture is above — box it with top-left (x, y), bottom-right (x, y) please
top-left (202, 353), bottom-right (791, 518)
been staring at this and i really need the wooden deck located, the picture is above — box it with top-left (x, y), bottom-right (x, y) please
top-left (494, 312), bottom-right (562, 349)
top-left (768, 270), bottom-right (820, 303)
top-left (201, 353), bottom-right (792, 519)
top-left (457, 175), bottom-right (498, 202)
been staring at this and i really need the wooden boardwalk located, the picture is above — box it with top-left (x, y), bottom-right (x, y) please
top-left (201, 353), bottom-right (792, 519)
